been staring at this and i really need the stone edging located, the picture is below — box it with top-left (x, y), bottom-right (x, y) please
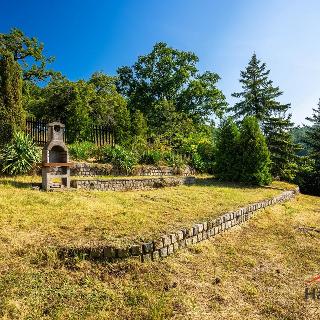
top-left (70, 163), bottom-right (195, 177)
top-left (59, 187), bottom-right (299, 262)
top-left (70, 176), bottom-right (196, 191)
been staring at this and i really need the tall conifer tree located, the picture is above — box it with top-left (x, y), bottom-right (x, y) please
top-left (0, 53), bottom-right (24, 144)
top-left (305, 100), bottom-right (320, 171)
top-left (231, 53), bottom-right (298, 180)
top-left (215, 117), bottom-right (241, 181)
top-left (239, 116), bottom-right (272, 185)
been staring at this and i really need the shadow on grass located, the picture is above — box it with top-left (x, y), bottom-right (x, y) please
top-left (0, 178), bottom-right (41, 189)
top-left (190, 177), bottom-right (259, 189)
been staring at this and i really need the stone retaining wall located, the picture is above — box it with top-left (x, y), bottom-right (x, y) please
top-left (70, 163), bottom-right (195, 177)
top-left (71, 176), bottom-right (196, 191)
top-left (60, 187), bottom-right (299, 262)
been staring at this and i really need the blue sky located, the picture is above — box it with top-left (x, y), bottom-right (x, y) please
top-left (1, 0), bottom-right (319, 124)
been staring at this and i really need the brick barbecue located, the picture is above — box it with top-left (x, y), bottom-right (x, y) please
top-left (42, 122), bottom-right (72, 190)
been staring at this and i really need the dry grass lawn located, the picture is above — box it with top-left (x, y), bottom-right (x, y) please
top-left (0, 176), bottom-right (285, 248)
top-left (0, 187), bottom-right (319, 319)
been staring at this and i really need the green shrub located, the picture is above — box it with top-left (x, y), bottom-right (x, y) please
top-left (101, 145), bottom-right (137, 174)
top-left (0, 131), bottom-right (41, 175)
top-left (140, 150), bottom-right (162, 165)
top-left (294, 157), bottom-right (320, 196)
top-left (68, 141), bottom-right (97, 161)
top-left (163, 151), bottom-right (185, 168)
top-left (190, 153), bottom-right (206, 173)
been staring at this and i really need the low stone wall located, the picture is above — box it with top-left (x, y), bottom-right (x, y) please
top-left (71, 176), bottom-right (196, 191)
top-left (59, 187), bottom-right (299, 262)
top-left (70, 163), bottom-right (195, 177)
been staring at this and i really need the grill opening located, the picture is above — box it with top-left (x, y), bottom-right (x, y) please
top-left (49, 146), bottom-right (68, 163)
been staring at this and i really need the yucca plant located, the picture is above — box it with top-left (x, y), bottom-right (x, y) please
top-left (0, 131), bottom-right (41, 175)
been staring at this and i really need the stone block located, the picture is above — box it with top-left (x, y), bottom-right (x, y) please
top-left (173, 242), bottom-right (179, 251)
top-left (89, 247), bottom-right (103, 259)
top-left (203, 221), bottom-right (208, 231)
top-left (179, 239), bottom-right (186, 248)
top-left (197, 223), bottom-right (204, 233)
top-left (197, 232), bottom-right (203, 242)
top-left (186, 238), bottom-right (192, 246)
top-left (168, 244), bottom-right (174, 255)
top-left (186, 228), bottom-right (194, 237)
top-left (193, 225), bottom-right (199, 235)
top-left (176, 230), bottom-right (184, 241)
top-left (142, 242), bottom-right (153, 254)
top-left (130, 245), bottom-right (142, 256)
top-left (142, 253), bottom-right (152, 262)
top-left (192, 236), bottom-right (198, 244)
top-left (170, 233), bottom-right (177, 243)
top-left (103, 246), bottom-right (116, 259)
top-left (159, 246), bottom-right (168, 258)
top-left (162, 235), bottom-right (171, 247)
top-left (116, 247), bottom-right (130, 259)
top-left (203, 230), bottom-right (208, 240)
top-left (154, 239), bottom-right (164, 250)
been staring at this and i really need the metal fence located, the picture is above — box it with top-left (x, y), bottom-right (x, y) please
top-left (25, 119), bottom-right (114, 146)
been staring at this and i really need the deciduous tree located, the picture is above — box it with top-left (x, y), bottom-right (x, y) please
top-left (117, 42), bottom-right (226, 138)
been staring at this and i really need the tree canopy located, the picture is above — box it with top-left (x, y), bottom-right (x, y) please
top-left (117, 42), bottom-right (227, 137)
top-left (0, 28), bottom-right (59, 83)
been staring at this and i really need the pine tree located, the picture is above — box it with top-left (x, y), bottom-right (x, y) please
top-left (239, 116), bottom-right (272, 185)
top-left (215, 117), bottom-right (241, 181)
top-left (305, 100), bottom-right (320, 171)
top-left (231, 53), bottom-right (281, 122)
top-left (263, 111), bottom-right (299, 180)
top-left (294, 101), bottom-right (320, 196)
top-left (231, 53), bottom-right (298, 180)
top-left (0, 52), bottom-right (25, 144)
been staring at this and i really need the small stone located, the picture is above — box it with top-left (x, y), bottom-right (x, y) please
top-left (173, 242), bottom-right (179, 251)
top-left (186, 238), bottom-right (192, 246)
top-left (197, 233), bottom-right (203, 242)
